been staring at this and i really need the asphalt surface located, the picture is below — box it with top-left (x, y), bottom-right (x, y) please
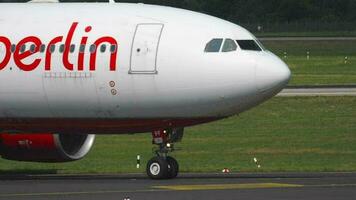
top-left (278, 87), bottom-right (356, 96)
top-left (259, 37), bottom-right (356, 41)
top-left (0, 173), bottom-right (356, 200)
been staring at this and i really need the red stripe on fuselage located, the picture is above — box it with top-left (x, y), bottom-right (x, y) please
top-left (0, 117), bottom-right (223, 134)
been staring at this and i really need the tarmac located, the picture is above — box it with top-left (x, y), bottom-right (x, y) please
top-left (0, 172), bottom-right (356, 200)
top-left (278, 87), bottom-right (356, 96)
top-left (259, 37), bottom-right (356, 41)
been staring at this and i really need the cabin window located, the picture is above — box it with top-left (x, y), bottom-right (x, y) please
top-left (40, 44), bottom-right (46, 53)
top-left (70, 44), bottom-right (75, 53)
top-left (100, 44), bottom-right (106, 53)
top-left (79, 44), bottom-right (85, 53)
top-left (50, 44), bottom-right (56, 53)
top-left (11, 44), bottom-right (16, 53)
top-left (236, 40), bottom-right (262, 51)
top-left (89, 44), bottom-right (96, 53)
top-left (30, 44), bottom-right (36, 53)
top-left (222, 39), bottom-right (237, 52)
top-left (204, 38), bottom-right (223, 52)
top-left (20, 45), bottom-right (26, 53)
top-left (59, 44), bottom-right (65, 53)
top-left (110, 45), bottom-right (117, 53)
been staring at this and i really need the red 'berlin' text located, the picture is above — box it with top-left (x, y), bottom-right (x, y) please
top-left (0, 22), bottom-right (118, 71)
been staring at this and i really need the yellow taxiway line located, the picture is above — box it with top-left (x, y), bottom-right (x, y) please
top-left (153, 183), bottom-right (303, 191)
top-left (2, 182), bottom-right (356, 197)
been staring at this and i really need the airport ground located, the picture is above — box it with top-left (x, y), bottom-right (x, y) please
top-left (262, 39), bottom-right (356, 86)
top-left (0, 96), bottom-right (355, 174)
top-left (0, 173), bottom-right (356, 200)
top-left (255, 31), bottom-right (356, 38)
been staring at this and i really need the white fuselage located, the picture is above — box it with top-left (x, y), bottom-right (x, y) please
top-left (0, 3), bottom-right (290, 134)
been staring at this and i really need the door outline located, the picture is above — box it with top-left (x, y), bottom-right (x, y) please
top-left (129, 23), bottom-right (164, 74)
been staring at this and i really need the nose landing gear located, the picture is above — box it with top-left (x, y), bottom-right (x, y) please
top-left (146, 128), bottom-right (183, 179)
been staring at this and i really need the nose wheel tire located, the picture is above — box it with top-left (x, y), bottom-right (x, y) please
top-left (167, 156), bottom-right (179, 179)
top-left (146, 157), bottom-right (169, 179)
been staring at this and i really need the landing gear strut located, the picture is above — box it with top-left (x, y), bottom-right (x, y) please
top-left (146, 128), bottom-right (183, 179)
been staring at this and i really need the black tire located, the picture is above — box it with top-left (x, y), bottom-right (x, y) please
top-left (166, 156), bottom-right (179, 179)
top-left (146, 157), bottom-right (169, 179)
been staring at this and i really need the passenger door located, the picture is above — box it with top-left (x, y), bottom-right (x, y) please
top-left (129, 24), bottom-right (163, 74)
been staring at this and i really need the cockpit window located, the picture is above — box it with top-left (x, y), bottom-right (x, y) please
top-left (204, 38), bottom-right (223, 52)
top-left (236, 40), bottom-right (262, 51)
top-left (255, 39), bottom-right (266, 51)
top-left (222, 39), bottom-right (237, 52)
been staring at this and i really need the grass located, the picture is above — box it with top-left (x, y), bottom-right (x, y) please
top-left (1, 96), bottom-right (355, 174)
top-left (262, 40), bottom-right (356, 85)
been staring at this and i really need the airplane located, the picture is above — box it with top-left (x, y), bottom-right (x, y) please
top-left (0, 1), bottom-right (291, 179)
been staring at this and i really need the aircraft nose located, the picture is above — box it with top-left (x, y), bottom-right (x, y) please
top-left (256, 53), bottom-right (291, 93)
